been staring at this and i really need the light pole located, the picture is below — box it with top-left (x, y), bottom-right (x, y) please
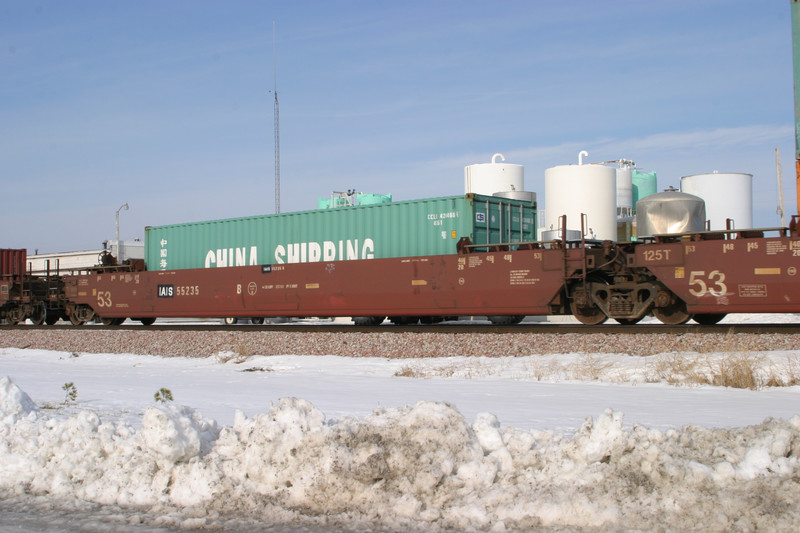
top-left (116, 202), bottom-right (129, 251)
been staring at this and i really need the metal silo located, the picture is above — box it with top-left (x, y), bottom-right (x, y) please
top-left (680, 172), bottom-right (753, 230)
top-left (632, 170), bottom-right (658, 210)
top-left (544, 151), bottom-right (617, 241)
top-left (636, 190), bottom-right (706, 237)
top-left (464, 153), bottom-right (525, 196)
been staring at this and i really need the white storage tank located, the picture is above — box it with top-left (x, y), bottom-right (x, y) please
top-left (616, 162), bottom-right (634, 218)
top-left (680, 171), bottom-right (752, 230)
top-left (544, 152), bottom-right (617, 241)
top-left (465, 153), bottom-right (524, 196)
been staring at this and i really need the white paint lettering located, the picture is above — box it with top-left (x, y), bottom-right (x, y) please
top-left (216, 249), bottom-right (228, 268)
top-left (204, 246), bottom-right (260, 268)
top-left (309, 242), bottom-right (322, 262)
top-left (272, 238), bottom-right (376, 264)
top-left (287, 243), bottom-right (301, 263)
top-left (362, 238), bottom-right (374, 259)
top-left (346, 240), bottom-right (358, 260)
top-left (323, 241), bottom-right (336, 261)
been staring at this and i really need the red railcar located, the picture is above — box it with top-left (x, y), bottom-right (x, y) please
top-left (62, 245), bottom-right (579, 325)
top-left (633, 226), bottom-right (800, 323)
top-left (1, 249), bottom-right (29, 324)
top-left (55, 223), bottom-right (800, 326)
top-left (0, 249), bottom-right (27, 280)
top-left (1, 248), bottom-right (67, 325)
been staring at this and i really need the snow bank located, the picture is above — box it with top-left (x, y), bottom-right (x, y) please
top-left (0, 376), bottom-right (37, 423)
top-left (1, 376), bottom-right (799, 532)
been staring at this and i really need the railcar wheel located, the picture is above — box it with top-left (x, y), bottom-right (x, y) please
top-left (353, 316), bottom-right (385, 326)
top-left (487, 315), bottom-right (525, 325)
top-left (653, 299), bottom-right (691, 325)
top-left (137, 317), bottom-right (156, 326)
top-left (615, 317), bottom-right (642, 325)
top-left (45, 312), bottom-right (59, 325)
top-left (6, 309), bottom-right (22, 325)
top-left (389, 316), bottom-right (420, 325)
top-left (68, 305), bottom-right (95, 326)
top-left (100, 317), bottom-right (126, 326)
top-left (570, 300), bottom-right (608, 325)
top-left (224, 317), bottom-right (238, 325)
top-left (693, 313), bottom-right (726, 325)
top-left (30, 304), bottom-right (46, 326)
top-left (250, 317), bottom-right (265, 325)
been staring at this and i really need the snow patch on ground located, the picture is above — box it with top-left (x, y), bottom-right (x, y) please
top-left (2, 376), bottom-right (799, 532)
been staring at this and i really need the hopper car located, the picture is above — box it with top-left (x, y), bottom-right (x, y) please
top-left (4, 216), bottom-right (800, 326)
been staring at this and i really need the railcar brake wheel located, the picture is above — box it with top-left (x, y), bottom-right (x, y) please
top-left (692, 313), bottom-right (726, 325)
top-left (569, 300), bottom-right (608, 325)
top-left (652, 299), bottom-right (691, 325)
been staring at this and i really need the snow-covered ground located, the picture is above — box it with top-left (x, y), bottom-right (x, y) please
top-left (1, 321), bottom-right (800, 532)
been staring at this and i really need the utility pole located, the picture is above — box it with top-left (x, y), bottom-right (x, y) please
top-left (777, 147), bottom-right (787, 227)
top-left (792, 0), bottom-right (800, 216)
top-left (273, 21), bottom-right (281, 214)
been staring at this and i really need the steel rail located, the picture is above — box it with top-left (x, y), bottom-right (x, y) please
top-left (5, 323), bottom-right (800, 335)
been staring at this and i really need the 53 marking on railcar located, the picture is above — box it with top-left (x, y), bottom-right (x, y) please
top-left (96, 291), bottom-right (113, 307)
top-left (687, 270), bottom-right (728, 297)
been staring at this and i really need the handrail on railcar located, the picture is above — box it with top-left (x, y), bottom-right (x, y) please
top-left (639, 225), bottom-right (794, 244)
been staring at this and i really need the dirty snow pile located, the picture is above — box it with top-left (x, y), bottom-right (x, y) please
top-left (1, 376), bottom-right (799, 532)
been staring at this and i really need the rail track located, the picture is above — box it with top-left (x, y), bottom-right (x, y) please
top-left (4, 322), bottom-right (800, 335)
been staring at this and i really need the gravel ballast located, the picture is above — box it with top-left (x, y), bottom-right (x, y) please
top-left (1, 329), bottom-right (798, 358)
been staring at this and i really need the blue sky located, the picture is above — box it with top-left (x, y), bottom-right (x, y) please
top-left (1, 0), bottom-right (795, 253)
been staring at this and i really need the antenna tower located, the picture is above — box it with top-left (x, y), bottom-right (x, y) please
top-left (273, 22), bottom-right (281, 214)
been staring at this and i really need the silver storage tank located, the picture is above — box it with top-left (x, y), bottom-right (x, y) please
top-left (541, 229), bottom-right (583, 241)
top-left (493, 190), bottom-right (536, 203)
top-left (636, 190), bottom-right (706, 237)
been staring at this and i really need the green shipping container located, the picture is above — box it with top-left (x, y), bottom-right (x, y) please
top-left (145, 194), bottom-right (536, 270)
